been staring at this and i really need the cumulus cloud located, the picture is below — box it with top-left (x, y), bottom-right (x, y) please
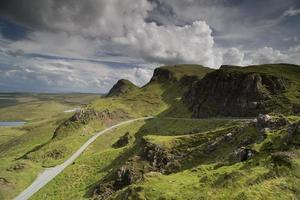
top-left (247, 47), bottom-right (288, 64)
top-left (224, 46), bottom-right (300, 66)
top-left (0, 0), bottom-right (218, 66)
top-left (114, 21), bottom-right (215, 65)
top-left (222, 48), bottom-right (244, 65)
top-left (0, 0), bottom-right (299, 92)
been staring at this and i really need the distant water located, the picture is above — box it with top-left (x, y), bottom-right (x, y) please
top-left (0, 121), bottom-right (26, 127)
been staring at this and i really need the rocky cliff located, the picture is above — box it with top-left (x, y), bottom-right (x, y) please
top-left (183, 64), bottom-right (300, 117)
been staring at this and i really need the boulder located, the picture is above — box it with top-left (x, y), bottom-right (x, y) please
top-left (256, 114), bottom-right (271, 129)
top-left (235, 147), bottom-right (253, 162)
top-left (141, 139), bottom-right (174, 173)
top-left (114, 166), bottom-right (135, 189)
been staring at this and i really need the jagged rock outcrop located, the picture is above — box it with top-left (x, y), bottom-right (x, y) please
top-left (92, 139), bottom-right (179, 200)
top-left (183, 69), bottom-right (290, 117)
top-left (112, 132), bottom-right (132, 148)
top-left (93, 159), bottom-right (145, 200)
top-left (69, 108), bottom-right (128, 124)
top-left (106, 79), bottom-right (138, 97)
top-left (235, 147), bottom-right (253, 162)
top-left (140, 139), bottom-right (176, 173)
top-left (53, 108), bottom-right (128, 139)
top-left (255, 114), bottom-right (290, 131)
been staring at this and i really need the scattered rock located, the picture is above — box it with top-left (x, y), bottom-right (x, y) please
top-left (256, 114), bottom-right (289, 133)
top-left (224, 133), bottom-right (233, 141)
top-left (93, 183), bottom-right (114, 200)
top-left (70, 109), bottom-right (128, 124)
top-left (256, 114), bottom-right (271, 129)
top-left (7, 163), bottom-right (26, 171)
top-left (141, 139), bottom-right (175, 173)
top-left (114, 166), bottom-right (135, 189)
top-left (53, 108), bottom-right (128, 139)
top-left (204, 131), bottom-right (236, 154)
top-left (44, 146), bottom-right (67, 160)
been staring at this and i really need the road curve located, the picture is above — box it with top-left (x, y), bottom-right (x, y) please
top-left (15, 116), bottom-right (252, 200)
top-left (14, 117), bottom-right (154, 200)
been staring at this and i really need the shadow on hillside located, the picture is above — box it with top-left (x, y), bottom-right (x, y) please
top-left (83, 115), bottom-right (241, 198)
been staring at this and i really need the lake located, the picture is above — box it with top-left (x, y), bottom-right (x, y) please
top-left (0, 121), bottom-right (26, 127)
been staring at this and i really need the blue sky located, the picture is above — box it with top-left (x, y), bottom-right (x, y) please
top-left (0, 0), bottom-right (299, 93)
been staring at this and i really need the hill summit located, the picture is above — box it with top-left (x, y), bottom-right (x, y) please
top-left (106, 79), bottom-right (139, 97)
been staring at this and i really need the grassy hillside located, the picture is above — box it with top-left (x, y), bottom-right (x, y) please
top-left (0, 93), bottom-right (99, 200)
top-left (1, 64), bottom-right (299, 200)
top-left (90, 64), bottom-right (214, 118)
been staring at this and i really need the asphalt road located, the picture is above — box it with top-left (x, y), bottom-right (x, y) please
top-left (14, 117), bottom-right (154, 200)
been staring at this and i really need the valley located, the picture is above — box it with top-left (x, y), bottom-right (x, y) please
top-left (0, 64), bottom-right (299, 200)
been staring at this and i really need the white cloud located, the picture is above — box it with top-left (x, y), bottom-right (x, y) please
top-left (0, 0), bottom-right (299, 92)
top-left (113, 20), bottom-right (215, 66)
top-left (222, 48), bottom-right (244, 65)
top-left (282, 7), bottom-right (300, 17)
top-left (246, 47), bottom-right (288, 64)
top-left (220, 46), bottom-right (300, 66)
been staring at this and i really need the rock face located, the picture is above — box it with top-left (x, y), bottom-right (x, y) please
top-left (149, 68), bottom-right (176, 83)
top-left (183, 69), bottom-right (290, 117)
top-left (141, 139), bottom-right (175, 173)
top-left (235, 147), bottom-right (253, 162)
top-left (69, 108), bottom-right (128, 125)
top-left (106, 79), bottom-right (138, 97)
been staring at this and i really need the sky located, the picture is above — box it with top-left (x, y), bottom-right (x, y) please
top-left (0, 0), bottom-right (299, 93)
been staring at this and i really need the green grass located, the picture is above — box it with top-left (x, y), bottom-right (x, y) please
top-left (30, 118), bottom-right (239, 199)
top-left (159, 64), bottom-right (214, 80)
top-left (0, 93), bottom-right (99, 200)
top-left (31, 120), bottom-right (147, 200)
top-left (1, 64), bottom-right (299, 200)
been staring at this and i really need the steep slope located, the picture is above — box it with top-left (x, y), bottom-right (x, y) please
top-left (90, 64), bottom-right (214, 117)
top-left (184, 64), bottom-right (300, 117)
top-left (93, 115), bottom-right (300, 200)
top-left (26, 63), bottom-right (300, 200)
top-left (107, 79), bottom-right (139, 97)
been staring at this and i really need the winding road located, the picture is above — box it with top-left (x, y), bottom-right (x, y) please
top-left (15, 117), bottom-right (154, 200)
top-left (15, 116), bottom-right (252, 200)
